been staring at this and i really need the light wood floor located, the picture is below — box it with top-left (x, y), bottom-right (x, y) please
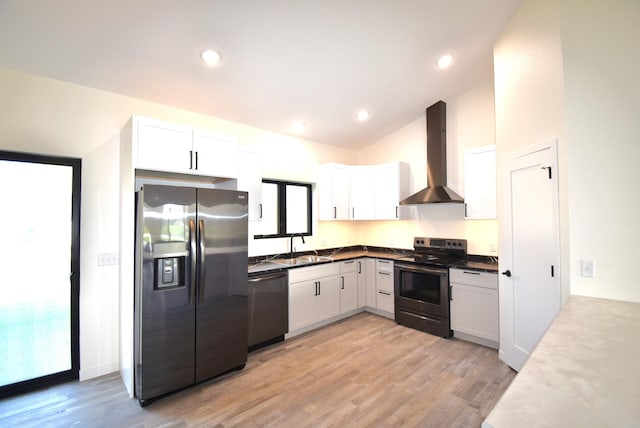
top-left (0, 313), bottom-right (515, 427)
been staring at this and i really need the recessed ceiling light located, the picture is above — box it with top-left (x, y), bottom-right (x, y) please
top-left (356, 110), bottom-right (370, 122)
top-left (292, 121), bottom-right (306, 133)
top-left (436, 54), bottom-right (453, 69)
top-left (201, 49), bottom-right (221, 66)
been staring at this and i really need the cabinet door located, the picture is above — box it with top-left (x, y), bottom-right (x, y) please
top-left (340, 271), bottom-right (358, 313)
top-left (464, 145), bottom-right (496, 219)
top-left (135, 116), bottom-right (193, 173)
top-left (356, 259), bottom-right (367, 308)
top-left (237, 151), bottom-right (263, 221)
top-left (289, 280), bottom-right (320, 332)
top-left (373, 163), bottom-right (400, 220)
top-left (192, 129), bottom-right (239, 178)
top-left (350, 166), bottom-right (375, 220)
top-left (316, 276), bottom-right (341, 322)
top-left (450, 283), bottom-right (499, 341)
top-left (365, 259), bottom-right (377, 307)
top-left (318, 164), bottom-right (350, 220)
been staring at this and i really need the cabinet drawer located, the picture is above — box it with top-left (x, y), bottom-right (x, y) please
top-left (449, 268), bottom-right (497, 289)
top-left (376, 270), bottom-right (393, 292)
top-left (376, 259), bottom-right (394, 272)
top-left (340, 259), bottom-right (357, 273)
top-left (376, 290), bottom-right (394, 313)
top-left (289, 263), bottom-right (340, 283)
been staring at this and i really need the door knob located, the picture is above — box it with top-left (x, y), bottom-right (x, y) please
top-left (501, 270), bottom-right (512, 277)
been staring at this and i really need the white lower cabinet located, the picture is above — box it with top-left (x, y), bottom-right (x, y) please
top-left (340, 260), bottom-right (358, 313)
top-left (375, 259), bottom-right (395, 316)
top-left (450, 268), bottom-right (499, 348)
top-left (364, 259), bottom-right (377, 308)
top-left (288, 263), bottom-right (340, 333)
top-left (287, 257), bottom-right (397, 336)
top-left (356, 258), bottom-right (370, 308)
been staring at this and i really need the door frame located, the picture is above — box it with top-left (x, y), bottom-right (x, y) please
top-left (498, 138), bottom-right (561, 371)
top-left (0, 150), bottom-right (81, 398)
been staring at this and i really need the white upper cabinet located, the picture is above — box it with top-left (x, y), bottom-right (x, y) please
top-left (373, 162), bottom-right (410, 220)
top-left (237, 151), bottom-right (263, 221)
top-left (319, 162), bottom-right (409, 221)
top-left (350, 166), bottom-right (375, 220)
top-left (133, 116), bottom-right (239, 178)
top-left (135, 116), bottom-right (193, 173)
top-left (318, 163), bottom-right (351, 220)
top-left (464, 145), bottom-right (496, 219)
top-left (192, 128), bottom-right (239, 178)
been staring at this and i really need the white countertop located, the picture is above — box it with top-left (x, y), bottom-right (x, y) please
top-left (483, 295), bottom-right (640, 427)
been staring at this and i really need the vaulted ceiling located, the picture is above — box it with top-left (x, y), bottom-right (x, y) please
top-left (0, 0), bottom-right (522, 149)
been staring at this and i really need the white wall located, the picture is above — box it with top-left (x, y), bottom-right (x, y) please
top-left (79, 135), bottom-right (121, 380)
top-left (494, 0), bottom-right (640, 304)
top-left (355, 80), bottom-right (499, 255)
top-left (493, 0), bottom-right (571, 303)
top-left (560, 0), bottom-right (640, 302)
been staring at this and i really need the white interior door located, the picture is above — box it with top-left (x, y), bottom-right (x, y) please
top-left (499, 140), bottom-right (561, 371)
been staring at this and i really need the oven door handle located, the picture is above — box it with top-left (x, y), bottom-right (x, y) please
top-left (394, 263), bottom-right (447, 277)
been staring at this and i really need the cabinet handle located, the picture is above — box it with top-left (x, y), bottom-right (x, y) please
top-left (378, 272), bottom-right (391, 276)
top-left (463, 271), bottom-right (481, 275)
top-left (259, 203), bottom-right (263, 219)
top-left (352, 207), bottom-right (355, 218)
top-left (341, 276), bottom-right (344, 290)
top-left (449, 285), bottom-right (453, 301)
top-left (344, 260), bottom-right (355, 264)
top-left (318, 281), bottom-right (321, 295)
top-left (333, 207), bottom-right (337, 219)
top-left (395, 206), bottom-right (399, 219)
top-left (378, 291), bottom-right (391, 296)
top-left (464, 203), bottom-right (468, 217)
top-left (358, 261), bottom-right (362, 274)
top-left (195, 151), bottom-right (199, 170)
top-left (189, 150), bottom-right (194, 169)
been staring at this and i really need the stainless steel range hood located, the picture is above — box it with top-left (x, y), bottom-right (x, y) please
top-left (399, 101), bottom-right (464, 205)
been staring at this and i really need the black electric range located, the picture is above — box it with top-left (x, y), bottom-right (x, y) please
top-left (393, 237), bottom-right (468, 337)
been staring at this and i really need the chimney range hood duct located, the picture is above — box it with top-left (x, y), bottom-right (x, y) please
top-left (399, 100), bottom-right (464, 205)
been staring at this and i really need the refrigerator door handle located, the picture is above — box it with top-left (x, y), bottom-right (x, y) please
top-left (198, 219), bottom-right (206, 303)
top-left (189, 219), bottom-right (197, 305)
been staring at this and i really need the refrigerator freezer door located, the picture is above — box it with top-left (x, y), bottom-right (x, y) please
top-left (195, 188), bottom-right (249, 382)
top-left (134, 185), bottom-right (197, 401)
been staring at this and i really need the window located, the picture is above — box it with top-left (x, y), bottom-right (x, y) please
top-left (254, 179), bottom-right (312, 239)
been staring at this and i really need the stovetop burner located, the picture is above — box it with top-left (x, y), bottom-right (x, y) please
top-left (409, 237), bottom-right (468, 266)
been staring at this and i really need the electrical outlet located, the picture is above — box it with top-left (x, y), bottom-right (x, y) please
top-left (98, 252), bottom-right (119, 266)
top-left (580, 260), bottom-right (595, 278)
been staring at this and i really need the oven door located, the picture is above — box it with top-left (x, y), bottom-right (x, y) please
top-left (394, 263), bottom-right (449, 318)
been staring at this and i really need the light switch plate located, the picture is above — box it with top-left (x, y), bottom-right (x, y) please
top-left (98, 252), bottom-right (119, 266)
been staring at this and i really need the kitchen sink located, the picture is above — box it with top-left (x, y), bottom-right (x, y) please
top-left (273, 255), bottom-right (333, 266)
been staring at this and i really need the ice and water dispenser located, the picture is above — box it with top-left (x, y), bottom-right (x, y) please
top-left (152, 242), bottom-right (186, 290)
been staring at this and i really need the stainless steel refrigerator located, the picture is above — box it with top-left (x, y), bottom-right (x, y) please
top-left (134, 184), bottom-right (248, 406)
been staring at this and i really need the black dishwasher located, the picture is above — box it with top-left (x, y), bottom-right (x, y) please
top-left (248, 270), bottom-right (288, 351)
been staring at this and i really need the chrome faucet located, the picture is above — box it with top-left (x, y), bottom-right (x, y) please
top-left (290, 233), bottom-right (306, 259)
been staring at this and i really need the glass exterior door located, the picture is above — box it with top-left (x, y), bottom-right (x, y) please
top-left (0, 151), bottom-right (80, 397)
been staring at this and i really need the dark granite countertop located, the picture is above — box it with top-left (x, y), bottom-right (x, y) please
top-left (248, 246), bottom-right (498, 275)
